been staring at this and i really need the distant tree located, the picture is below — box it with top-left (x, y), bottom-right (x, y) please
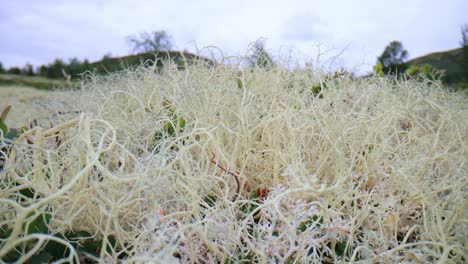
top-left (460, 24), bottom-right (468, 47)
top-left (461, 25), bottom-right (468, 81)
top-left (246, 39), bottom-right (275, 69)
top-left (45, 58), bottom-right (66, 78)
top-left (68, 57), bottom-right (82, 76)
top-left (127, 30), bottom-right (173, 53)
top-left (80, 59), bottom-right (91, 74)
top-left (376, 41), bottom-right (408, 75)
top-left (102, 53), bottom-right (112, 60)
top-left (22, 63), bottom-right (34, 76)
top-left (0, 62), bottom-right (4, 73)
top-left (377, 41), bottom-right (408, 68)
top-left (38, 65), bottom-right (48, 77)
top-left (7, 67), bottom-right (21, 75)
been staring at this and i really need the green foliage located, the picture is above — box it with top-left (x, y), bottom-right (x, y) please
top-left (1, 222), bottom-right (123, 262)
top-left (297, 215), bottom-right (323, 233)
top-left (0, 74), bottom-right (67, 90)
top-left (0, 105), bottom-right (10, 136)
top-left (22, 63), bottom-right (34, 76)
top-left (5, 49), bottom-right (215, 85)
top-left (24, 212), bottom-right (52, 235)
top-left (38, 65), bottom-right (48, 76)
top-left (333, 240), bottom-right (349, 257)
top-left (102, 53), bottom-right (112, 61)
top-left (226, 252), bottom-right (257, 263)
top-left (149, 99), bottom-right (187, 152)
top-left (247, 39), bottom-right (275, 69)
top-left (202, 193), bottom-right (218, 208)
top-left (36, 57), bottom-right (89, 79)
top-left (310, 70), bottom-right (348, 98)
top-left (378, 41), bottom-right (408, 68)
top-left (127, 30), bottom-right (173, 53)
top-left (404, 47), bottom-right (467, 85)
top-left (88, 51), bottom-right (214, 76)
top-left (377, 41), bottom-right (408, 75)
top-left (451, 81), bottom-right (468, 90)
top-left (0, 62), bottom-right (4, 73)
top-left (405, 64), bottom-right (444, 81)
top-left (0, 105), bottom-right (22, 142)
top-left (1, 106), bottom-right (27, 171)
top-left (236, 76), bottom-right (244, 89)
top-left (43, 58), bottom-right (66, 79)
top-left (67, 57), bottom-right (84, 77)
top-left (6, 67), bottom-right (21, 75)
top-left (0, 51), bottom-right (214, 91)
top-left (373, 61), bottom-right (384, 77)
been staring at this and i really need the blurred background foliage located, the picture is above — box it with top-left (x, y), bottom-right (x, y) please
top-left (1, 27), bottom-right (467, 90)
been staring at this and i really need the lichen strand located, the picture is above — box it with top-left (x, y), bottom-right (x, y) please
top-left (0, 57), bottom-right (466, 263)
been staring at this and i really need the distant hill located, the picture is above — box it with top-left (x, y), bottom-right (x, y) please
top-left (404, 47), bottom-right (467, 85)
top-left (0, 51), bottom-right (215, 90)
top-left (87, 51), bottom-right (215, 75)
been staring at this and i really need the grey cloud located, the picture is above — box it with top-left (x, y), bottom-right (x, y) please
top-left (281, 13), bottom-right (330, 42)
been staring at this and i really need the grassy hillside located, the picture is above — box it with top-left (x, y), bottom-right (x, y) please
top-left (404, 47), bottom-right (468, 87)
top-left (87, 50), bottom-right (215, 75)
top-left (0, 74), bottom-right (67, 90)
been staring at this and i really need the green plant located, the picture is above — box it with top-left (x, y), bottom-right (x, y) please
top-left (405, 64), bottom-right (444, 81)
top-left (373, 61), bottom-right (385, 77)
top-left (148, 99), bottom-right (186, 152)
top-left (0, 105), bottom-right (10, 136)
top-left (1, 106), bottom-right (24, 170)
top-left (1, 219), bottom-right (124, 262)
top-left (0, 106), bottom-right (25, 141)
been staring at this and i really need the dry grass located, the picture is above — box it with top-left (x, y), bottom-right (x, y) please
top-left (0, 85), bottom-right (76, 128)
top-left (0, 59), bottom-right (466, 263)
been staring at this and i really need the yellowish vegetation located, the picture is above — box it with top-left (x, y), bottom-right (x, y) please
top-left (0, 60), bottom-right (466, 263)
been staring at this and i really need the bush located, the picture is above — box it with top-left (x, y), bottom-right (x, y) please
top-left (6, 67), bottom-right (21, 75)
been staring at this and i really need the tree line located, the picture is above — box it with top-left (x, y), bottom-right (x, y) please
top-left (0, 30), bottom-right (175, 79)
top-left (0, 57), bottom-right (94, 79)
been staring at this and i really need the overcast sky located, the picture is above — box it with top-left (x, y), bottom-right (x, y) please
top-left (1, 0), bottom-right (466, 73)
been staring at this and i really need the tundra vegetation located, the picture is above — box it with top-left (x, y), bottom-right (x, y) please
top-left (0, 52), bottom-right (466, 263)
